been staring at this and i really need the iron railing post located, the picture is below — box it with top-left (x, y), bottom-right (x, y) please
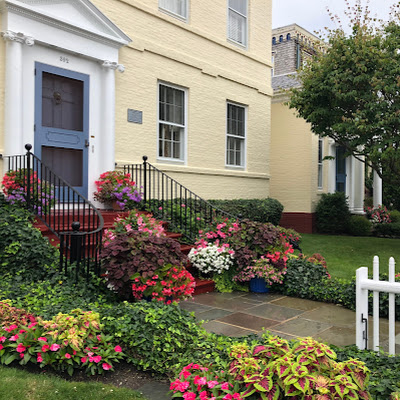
top-left (143, 155), bottom-right (148, 203)
top-left (25, 144), bottom-right (32, 210)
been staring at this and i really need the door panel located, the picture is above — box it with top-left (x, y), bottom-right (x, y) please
top-left (35, 63), bottom-right (89, 198)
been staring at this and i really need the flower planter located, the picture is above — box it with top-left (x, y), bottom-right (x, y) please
top-left (249, 278), bottom-right (269, 293)
top-left (111, 200), bottom-right (123, 211)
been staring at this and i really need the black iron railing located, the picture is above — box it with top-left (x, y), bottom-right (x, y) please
top-left (123, 157), bottom-right (236, 241)
top-left (5, 144), bottom-right (104, 279)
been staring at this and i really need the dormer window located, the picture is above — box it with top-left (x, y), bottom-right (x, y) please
top-left (279, 35), bottom-right (283, 43)
top-left (286, 33), bottom-right (291, 41)
top-left (272, 37), bottom-right (276, 45)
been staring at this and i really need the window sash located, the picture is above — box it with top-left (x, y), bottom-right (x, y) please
top-left (228, 0), bottom-right (247, 45)
top-left (226, 103), bottom-right (246, 167)
top-left (158, 84), bottom-right (185, 160)
top-left (159, 0), bottom-right (187, 19)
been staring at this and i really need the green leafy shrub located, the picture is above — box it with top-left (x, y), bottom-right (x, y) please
top-left (0, 306), bottom-right (125, 376)
top-left (334, 344), bottom-right (400, 400)
top-left (0, 202), bottom-right (59, 280)
top-left (98, 301), bottom-right (237, 374)
top-left (389, 209), bottom-right (400, 223)
top-left (208, 198), bottom-right (284, 225)
top-left (100, 231), bottom-right (187, 299)
top-left (316, 192), bottom-right (350, 234)
top-left (348, 215), bottom-right (372, 236)
top-left (373, 222), bottom-right (400, 238)
top-left (171, 335), bottom-right (371, 399)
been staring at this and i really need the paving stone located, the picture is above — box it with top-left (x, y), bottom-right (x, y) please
top-left (300, 305), bottom-right (357, 328)
top-left (216, 312), bottom-right (280, 332)
top-left (137, 381), bottom-right (172, 400)
top-left (179, 301), bottom-right (213, 314)
top-left (313, 326), bottom-right (357, 347)
top-left (273, 317), bottom-right (332, 337)
top-left (271, 296), bottom-right (325, 311)
top-left (195, 308), bottom-right (233, 322)
top-left (241, 292), bottom-right (287, 303)
top-left (202, 320), bottom-right (256, 337)
top-left (194, 297), bottom-right (262, 312)
top-left (246, 303), bottom-right (304, 321)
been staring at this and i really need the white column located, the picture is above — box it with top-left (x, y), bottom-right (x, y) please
top-left (100, 61), bottom-right (125, 173)
top-left (328, 139), bottom-right (336, 193)
top-left (1, 31), bottom-right (34, 173)
top-left (352, 156), bottom-right (365, 214)
top-left (348, 157), bottom-right (355, 212)
top-left (373, 170), bottom-right (382, 207)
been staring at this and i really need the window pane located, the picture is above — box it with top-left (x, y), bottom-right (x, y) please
top-left (159, 0), bottom-right (187, 18)
top-left (229, 0), bottom-right (247, 16)
top-left (228, 10), bottom-right (245, 44)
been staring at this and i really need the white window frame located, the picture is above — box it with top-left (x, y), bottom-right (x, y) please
top-left (159, 0), bottom-right (188, 21)
top-left (227, 0), bottom-right (248, 47)
top-left (226, 101), bottom-right (247, 168)
top-left (318, 136), bottom-right (323, 189)
top-left (157, 82), bottom-right (187, 163)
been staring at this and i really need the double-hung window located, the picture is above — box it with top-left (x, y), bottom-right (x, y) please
top-left (158, 83), bottom-right (186, 161)
top-left (228, 0), bottom-right (248, 46)
top-left (226, 102), bottom-right (246, 167)
top-left (159, 0), bottom-right (188, 20)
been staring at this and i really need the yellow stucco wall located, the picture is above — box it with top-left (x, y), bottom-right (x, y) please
top-left (270, 100), bottom-right (328, 213)
top-left (93, 0), bottom-right (273, 200)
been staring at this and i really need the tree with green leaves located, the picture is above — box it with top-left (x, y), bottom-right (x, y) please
top-left (289, 0), bottom-right (400, 207)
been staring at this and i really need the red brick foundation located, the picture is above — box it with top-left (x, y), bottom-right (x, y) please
top-left (279, 212), bottom-right (316, 233)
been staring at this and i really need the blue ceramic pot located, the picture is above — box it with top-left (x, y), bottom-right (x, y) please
top-left (249, 278), bottom-right (269, 293)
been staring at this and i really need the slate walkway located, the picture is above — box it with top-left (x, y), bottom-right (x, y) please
top-left (137, 291), bottom-right (400, 400)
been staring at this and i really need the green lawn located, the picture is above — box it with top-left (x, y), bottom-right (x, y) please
top-left (300, 234), bottom-right (400, 280)
top-left (0, 366), bottom-right (144, 400)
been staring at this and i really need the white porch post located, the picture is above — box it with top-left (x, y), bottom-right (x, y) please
top-left (352, 155), bottom-right (365, 214)
top-left (373, 170), bottom-right (382, 207)
top-left (100, 61), bottom-right (124, 173)
top-left (328, 139), bottom-right (336, 193)
top-left (1, 31), bottom-right (34, 171)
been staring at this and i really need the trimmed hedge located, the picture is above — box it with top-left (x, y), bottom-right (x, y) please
top-left (315, 192), bottom-right (350, 234)
top-left (208, 198), bottom-right (284, 225)
top-left (373, 222), bottom-right (400, 238)
top-left (347, 215), bottom-right (372, 236)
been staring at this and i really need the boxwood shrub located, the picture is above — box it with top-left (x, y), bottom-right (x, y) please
top-left (347, 215), bottom-right (372, 236)
top-left (373, 222), bottom-right (400, 238)
top-left (315, 192), bottom-right (350, 234)
top-left (208, 198), bottom-right (284, 225)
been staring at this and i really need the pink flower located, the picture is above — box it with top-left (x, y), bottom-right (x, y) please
top-left (37, 352), bottom-right (43, 363)
top-left (0, 344), bottom-right (3, 351)
top-left (50, 344), bottom-right (60, 351)
top-left (183, 393), bottom-right (196, 400)
top-left (102, 363), bottom-right (112, 370)
top-left (92, 355), bottom-right (102, 363)
top-left (65, 353), bottom-right (71, 359)
top-left (194, 376), bottom-right (207, 385)
top-left (114, 345), bottom-right (122, 353)
top-left (7, 324), bottom-right (18, 332)
top-left (9, 334), bottom-right (19, 341)
top-left (221, 382), bottom-right (230, 390)
top-left (38, 337), bottom-right (47, 342)
top-left (0, 336), bottom-right (6, 343)
top-left (16, 343), bottom-right (26, 353)
top-left (81, 356), bottom-right (87, 363)
top-left (19, 353), bottom-right (24, 359)
top-left (41, 344), bottom-right (50, 352)
top-left (19, 329), bottom-right (26, 334)
top-left (207, 381), bottom-right (219, 389)
top-left (170, 379), bottom-right (190, 393)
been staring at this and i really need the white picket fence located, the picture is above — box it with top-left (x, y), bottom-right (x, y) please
top-left (356, 256), bottom-right (400, 354)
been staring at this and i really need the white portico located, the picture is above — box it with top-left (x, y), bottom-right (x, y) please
top-left (0, 0), bottom-right (130, 198)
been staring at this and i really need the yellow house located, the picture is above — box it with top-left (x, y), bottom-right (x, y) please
top-left (270, 24), bottom-right (367, 233)
top-left (0, 0), bottom-right (273, 203)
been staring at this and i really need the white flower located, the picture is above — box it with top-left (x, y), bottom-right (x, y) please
top-left (188, 245), bottom-right (234, 275)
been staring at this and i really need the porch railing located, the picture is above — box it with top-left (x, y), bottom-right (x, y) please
top-left (5, 144), bottom-right (104, 280)
top-left (123, 156), bottom-right (236, 241)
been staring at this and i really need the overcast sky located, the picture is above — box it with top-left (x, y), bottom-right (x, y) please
top-left (272, 0), bottom-right (397, 35)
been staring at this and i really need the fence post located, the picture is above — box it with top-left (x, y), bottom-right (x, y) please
top-left (373, 256), bottom-right (380, 351)
top-left (356, 267), bottom-right (369, 350)
top-left (389, 257), bottom-right (396, 355)
top-left (143, 156), bottom-right (148, 203)
top-left (25, 144), bottom-right (32, 209)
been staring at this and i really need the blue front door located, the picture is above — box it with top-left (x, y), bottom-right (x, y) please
top-left (336, 146), bottom-right (346, 193)
top-left (34, 62), bottom-right (89, 198)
